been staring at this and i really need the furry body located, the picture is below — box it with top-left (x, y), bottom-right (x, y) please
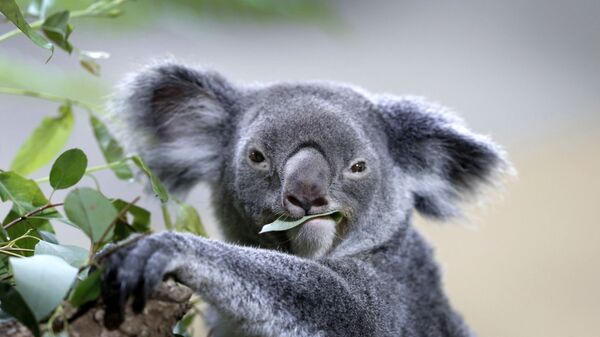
top-left (102, 62), bottom-right (509, 337)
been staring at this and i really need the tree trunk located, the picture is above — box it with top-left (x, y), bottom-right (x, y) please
top-left (0, 280), bottom-right (192, 337)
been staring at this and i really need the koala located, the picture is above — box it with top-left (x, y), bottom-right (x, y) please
top-left (102, 61), bottom-right (510, 337)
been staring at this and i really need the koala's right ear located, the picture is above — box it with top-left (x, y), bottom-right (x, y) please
top-left (110, 62), bottom-right (239, 194)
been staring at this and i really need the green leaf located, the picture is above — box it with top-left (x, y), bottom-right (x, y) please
top-left (0, 283), bottom-right (40, 337)
top-left (0, 0), bottom-right (54, 57)
top-left (10, 103), bottom-right (74, 177)
top-left (111, 199), bottom-right (151, 241)
top-left (38, 230), bottom-right (58, 244)
top-left (3, 211), bottom-right (43, 257)
top-left (174, 202), bottom-right (207, 237)
top-left (69, 269), bottom-right (101, 307)
top-left (90, 114), bottom-right (133, 180)
top-left (49, 148), bottom-right (88, 190)
top-left (131, 156), bottom-right (169, 203)
top-left (10, 255), bottom-right (78, 321)
top-left (79, 50), bottom-right (110, 76)
top-left (0, 172), bottom-right (48, 214)
top-left (259, 210), bottom-right (343, 234)
top-left (64, 188), bottom-right (118, 244)
top-left (79, 58), bottom-right (100, 76)
top-left (34, 241), bottom-right (88, 268)
top-left (42, 10), bottom-right (73, 53)
top-left (0, 172), bottom-right (56, 251)
top-left (173, 312), bottom-right (195, 337)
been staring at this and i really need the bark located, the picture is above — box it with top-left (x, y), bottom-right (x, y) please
top-left (0, 280), bottom-right (192, 337)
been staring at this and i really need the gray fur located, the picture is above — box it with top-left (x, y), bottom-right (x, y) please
top-left (103, 61), bottom-right (510, 336)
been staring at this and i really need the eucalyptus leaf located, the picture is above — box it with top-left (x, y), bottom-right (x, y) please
top-left (64, 188), bottom-right (118, 244)
top-left (0, 172), bottom-right (54, 251)
top-left (131, 156), bottom-right (169, 203)
top-left (3, 208), bottom-right (45, 257)
top-left (0, 172), bottom-right (48, 214)
top-left (172, 312), bottom-right (195, 337)
top-left (38, 230), bottom-right (58, 244)
top-left (69, 269), bottom-right (101, 307)
top-left (34, 241), bottom-right (88, 268)
top-left (10, 103), bottom-right (74, 177)
top-left (42, 10), bottom-right (73, 53)
top-left (112, 199), bottom-right (151, 241)
top-left (0, 0), bottom-right (54, 56)
top-left (49, 148), bottom-right (88, 190)
top-left (79, 57), bottom-right (100, 76)
top-left (90, 115), bottom-right (133, 179)
top-left (0, 172), bottom-right (60, 248)
top-left (0, 283), bottom-right (40, 337)
top-left (259, 210), bottom-right (343, 234)
top-left (10, 255), bottom-right (78, 321)
top-left (174, 202), bottom-right (207, 237)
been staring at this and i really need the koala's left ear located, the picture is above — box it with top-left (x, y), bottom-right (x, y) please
top-left (109, 62), bottom-right (239, 195)
top-left (375, 96), bottom-right (512, 219)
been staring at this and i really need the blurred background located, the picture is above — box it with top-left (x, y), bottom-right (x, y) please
top-left (1, 1), bottom-right (599, 336)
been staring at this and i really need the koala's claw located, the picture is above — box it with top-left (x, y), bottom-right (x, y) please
top-left (101, 234), bottom-right (176, 330)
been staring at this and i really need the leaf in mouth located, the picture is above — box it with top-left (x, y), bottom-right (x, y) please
top-left (259, 210), bottom-right (343, 234)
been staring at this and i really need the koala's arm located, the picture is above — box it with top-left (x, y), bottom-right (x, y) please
top-left (102, 232), bottom-right (377, 337)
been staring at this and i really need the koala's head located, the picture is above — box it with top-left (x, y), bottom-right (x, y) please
top-left (113, 62), bottom-right (510, 258)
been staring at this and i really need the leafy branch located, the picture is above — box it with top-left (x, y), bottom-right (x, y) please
top-left (3, 203), bottom-right (64, 230)
top-left (0, 0), bottom-right (126, 43)
top-left (0, 229), bottom-right (40, 257)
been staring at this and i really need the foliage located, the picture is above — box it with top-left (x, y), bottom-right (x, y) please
top-left (0, 1), bottom-right (211, 335)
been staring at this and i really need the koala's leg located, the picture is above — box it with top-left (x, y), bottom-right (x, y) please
top-left (102, 232), bottom-right (372, 337)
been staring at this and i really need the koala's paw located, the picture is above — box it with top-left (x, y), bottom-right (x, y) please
top-left (101, 232), bottom-right (183, 330)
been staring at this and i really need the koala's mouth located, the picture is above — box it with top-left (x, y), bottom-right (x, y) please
top-left (259, 210), bottom-right (344, 233)
top-left (258, 211), bottom-right (348, 258)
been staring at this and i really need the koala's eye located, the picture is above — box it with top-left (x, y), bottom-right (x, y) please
top-left (351, 161), bottom-right (367, 173)
top-left (248, 150), bottom-right (265, 163)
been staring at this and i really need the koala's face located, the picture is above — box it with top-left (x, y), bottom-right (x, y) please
top-left (118, 63), bottom-right (508, 258)
top-left (231, 86), bottom-right (383, 257)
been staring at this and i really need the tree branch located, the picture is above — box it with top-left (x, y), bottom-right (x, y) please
top-left (0, 280), bottom-right (193, 337)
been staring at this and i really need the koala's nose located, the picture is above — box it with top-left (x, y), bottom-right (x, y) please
top-left (282, 147), bottom-right (331, 217)
top-left (285, 187), bottom-right (329, 214)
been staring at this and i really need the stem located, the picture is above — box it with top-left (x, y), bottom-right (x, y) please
top-left (161, 204), bottom-right (174, 231)
top-left (0, 87), bottom-right (97, 113)
top-left (0, 249), bottom-right (26, 258)
top-left (3, 203), bottom-right (64, 230)
top-left (36, 157), bottom-right (132, 183)
top-left (92, 196), bottom-right (140, 255)
top-left (0, 5), bottom-right (110, 43)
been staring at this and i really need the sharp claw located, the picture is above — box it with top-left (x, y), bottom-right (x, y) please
top-left (102, 254), bottom-right (127, 330)
top-left (132, 281), bottom-right (147, 314)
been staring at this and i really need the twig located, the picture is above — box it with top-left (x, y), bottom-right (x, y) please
top-left (93, 233), bottom-right (150, 263)
top-left (3, 203), bottom-right (64, 230)
top-left (0, 87), bottom-right (97, 113)
top-left (36, 157), bottom-right (132, 183)
top-left (0, 0), bottom-right (127, 43)
top-left (92, 196), bottom-right (141, 256)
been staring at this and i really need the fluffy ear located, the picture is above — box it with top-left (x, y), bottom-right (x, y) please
top-left (376, 96), bottom-right (511, 219)
top-left (109, 62), bottom-right (239, 194)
